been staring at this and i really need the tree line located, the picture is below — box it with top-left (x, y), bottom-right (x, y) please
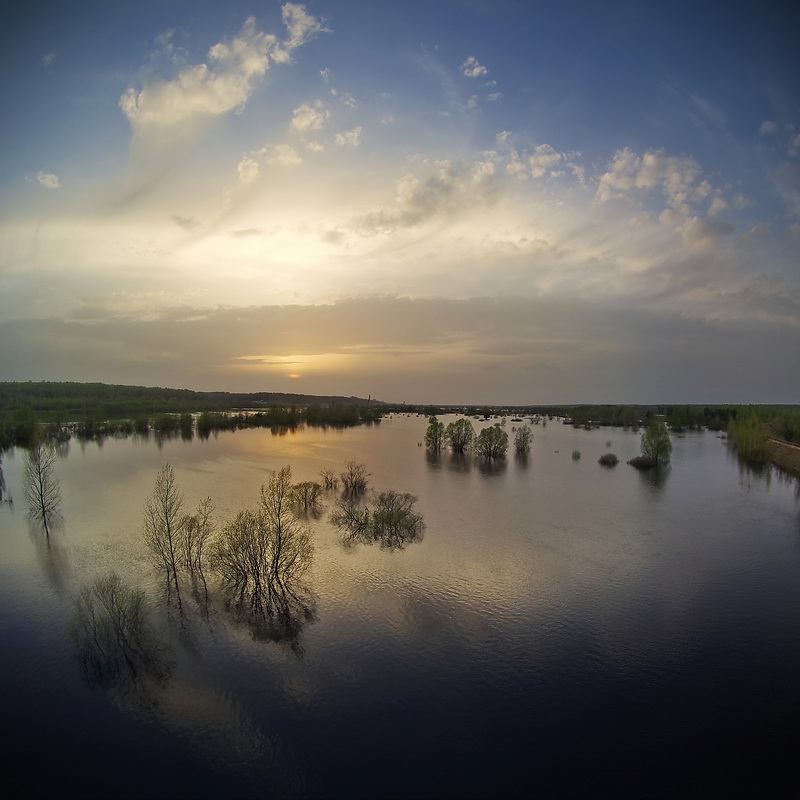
top-left (0, 381), bottom-right (383, 449)
top-left (1, 403), bottom-right (383, 450)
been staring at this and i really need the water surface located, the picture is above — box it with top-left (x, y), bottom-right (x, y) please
top-left (1, 417), bottom-right (799, 798)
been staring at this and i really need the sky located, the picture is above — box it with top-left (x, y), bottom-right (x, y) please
top-left (1, 0), bottom-right (799, 405)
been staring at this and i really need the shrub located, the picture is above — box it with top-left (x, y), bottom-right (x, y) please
top-left (572, 450), bottom-right (581, 460)
top-left (627, 455), bottom-right (656, 470)
top-left (598, 453), bottom-right (619, 467)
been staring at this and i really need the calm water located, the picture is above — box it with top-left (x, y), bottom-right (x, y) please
top-left (1, 416), bottom-right (799, 799)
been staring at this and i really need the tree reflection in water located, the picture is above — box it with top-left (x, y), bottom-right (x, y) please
top-left (331, 490), bottom-right (425, 551)
top-left (69, 572), bottom-right (171, 691)
top-left (211, 466), bottom-right (316, 652)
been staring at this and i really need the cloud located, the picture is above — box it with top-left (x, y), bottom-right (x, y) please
top-left (261, 143), bottom-right (302, 166)
top-left (461, 56), bottom-right (487, 78)
top-left (495, 137), bottom-right (583, 183)
top-left (281, 1), bottom-right (327, 51)
top-left (351, 160), bottom-right (499, 235)
top-left (237, 142), bottom-right (302, 182)
top-left (34, 171), bottom-right (59, 189)
top-left (291, 101), bottom-right (328, 132)
top-left (596, 147), bottom-right (707, 210)
top-left (119, 7), bottom-right (323, 134)
top-left (759, 120), bottom-right (777, 135)
top-left (334, 127), bottom-right (362, 148)
top-left (237, 156), bottom-right (260, 183)
top-left (171, 215), bottom-right (202, 232)
top-left (4, 296), bottom-right (799, 402)
top-left (679, 216), bottom-right (734, 248)
top-left (41, 52), bottom-right (55, 67)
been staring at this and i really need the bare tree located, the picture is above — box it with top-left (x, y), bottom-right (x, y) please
top-left (143, 464), bottom-right (185, 600)
top-left (289, 481), bottom-right (323, 516)
top-left (340, 461), bottom-right (369, 495)
top-left (179, 496), bottom-right (214, 600)
top-left (211, 466), bottom-right (314, 619)
top-left (24, 442), bottom-right (62, 538)
top-left (319, 469), bottom-right (339, 491)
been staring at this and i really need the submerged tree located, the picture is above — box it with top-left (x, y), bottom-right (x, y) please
top-left (319, 469), bottom-right (339, 491)
top-left (340, 461), bottom-right (370, 495)
top-left (640, 421), bottom-right (673, 467)
top-left (514, 425), bottom-right (532, 454)
top-left (424, 416), bottom-right (446, 451)
top-left (369, 491), bottom-right (425, 549)
top-left (290, 481), bottom-right (323, 516)
top-left (179, 496), bottom-right (214, 600)
top-left (474, 426), bottom-right (509, 459)
top-left (445, 418), bottom-right (475, 454)
top-left (330, 490), bottom-right (424, 551)
top-left (24, 441), bottom-right (62, 538)
top-left (143, 464), bottom-right (185, 599)
top-left (211, 466), bottom-right (314, 626)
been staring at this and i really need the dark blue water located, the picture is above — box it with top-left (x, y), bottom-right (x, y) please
top-left (1, 417), bottom-right (799, 798)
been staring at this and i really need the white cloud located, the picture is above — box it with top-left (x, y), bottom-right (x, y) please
top-left (335, 127), bottom-right (362, 148)
top-left (291, 101), bottom-right (328, 132)
top-left (306, 141), bottom-right (325, 152)
top-left (759, 120), bottom-right (777, 135)
top-left (281, 1), bottom-right (327, 51)
top-left (487, 92), bottom-right (502, 102)
top-left (35, 171), bottom-right (60, 189)
top-left (352, 160), bottom-right (499, 235)
top-left (237, 156), bottom-right (260, 183)
top-left (596, 147), bottom-right (705, 209)
top-left (461, 56), bottom-right (487, 78)
top-left (679, 216), bottom-right (734, 248)
top-left (120, 7), bottom-right (323, 130)
top-left (262, 144), bottom-right (303, 167)
top-left (41, 52), bottom-right (55, 67)
top-left (500, 140), bottom-right (581, 182)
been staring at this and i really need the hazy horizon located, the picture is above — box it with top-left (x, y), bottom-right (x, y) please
top-left (2, 2), bottom-right (798, 405)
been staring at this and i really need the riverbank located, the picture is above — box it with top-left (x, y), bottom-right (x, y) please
top-left (770, 437), bottom-right (800, 478)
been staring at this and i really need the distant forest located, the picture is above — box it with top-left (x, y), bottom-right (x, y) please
top-left (0, 381), bottom-right (383, 449)
top-left (1, 383), bottom-right (798, 468)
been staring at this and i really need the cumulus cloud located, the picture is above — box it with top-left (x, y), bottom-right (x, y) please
top-left (461, 56), bottom-right (487, 78)
top-left (596, 147), bottom-right (708, 211)
top-left (41, 52), bottom-right (55, 67)
top-left (499, 139), bottom-right (582, 183)
top-left (237, 156), bottom-right (260, 183)
top-left (34, 171), bottom-right (60, 189)
top-left (352, 160), bottom-right (498, 235)
top-left (334, 127), bottom-right (362, 147)
top-left (679, 216), bottom-right (734, 248)
top-left (281, 1), bottom-right (327, 50)
top-left (759, 120), bottom-right (777, 135)
top-left (261, 144), bottom-right (303, 167)
top-left (291, 101), bottom-right (328, 132)
top-left (119, 6), bottom-right (323, 132)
